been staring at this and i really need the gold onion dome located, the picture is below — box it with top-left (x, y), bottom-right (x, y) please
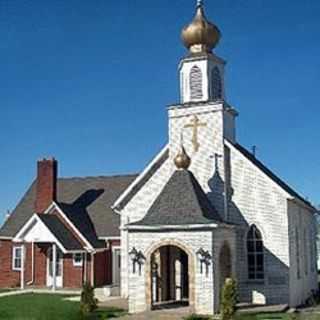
top-left (174, 146), bottom-right (191, 170)
top-left (181, 0), bottom-right (221, 54)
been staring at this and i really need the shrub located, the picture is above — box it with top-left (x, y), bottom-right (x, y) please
top-left (80, 282), bottom-right (98, 316)
top-left (220, 278), bottom-right (237, 320)
top-left (183, 314), bottom-right (211, 320)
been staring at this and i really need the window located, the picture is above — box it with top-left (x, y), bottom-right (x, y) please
top-left (12, 246), bottom-right (22, 271)
top-left (211, 66), bottom-right (222, 100)
top-left (190, 65), bottom-right (203, 100)
top-left (73, 253), bottom-right (83, 267)
top-left (296, 227), bottom-right (301, 279)
top-left (247, 225), bottom-right (264, 280)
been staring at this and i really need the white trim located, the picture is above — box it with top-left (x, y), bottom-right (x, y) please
top-left (46, 202), bottom-right (94, 251)
top-left (12, 246), bottom-right (22, 271)
top-left (73, 253), bottom-right (83, 267)
top-left (112, 144), bottom-right (169, 211)
top-left (0, 236), bottom-right (13, 240)
top-left (46, 245), bottom-right (63, 289)
top-left (20, 245), bottom-right (25, 289)
top-left (27, 241), bottom-right (35, 285)
top-left (91, 252), bottom-right (95, 286)
top-left (98, 237), bottom-right (120, 241)
top-left (124, 223), bottom-right (220, 231)
top-left (112, 246), bottom-right (121, 286)
top-left (13, 214), bottom-right (68, 254)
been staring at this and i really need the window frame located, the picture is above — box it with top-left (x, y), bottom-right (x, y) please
top-left (72, 253), bottom-right (83, 267)
top-left (12, 246), bottom-right (22, 271)
top-left (246, 225), bottom-right (265, 281)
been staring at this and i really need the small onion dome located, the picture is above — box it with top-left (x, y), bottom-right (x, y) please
top-left (181, 1), bottom-right (221, 54)
top-left (174, 146), bottom-right (191, 170)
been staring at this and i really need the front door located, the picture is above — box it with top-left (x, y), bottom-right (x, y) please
top-left (47, 247), bottom-right (63, 288)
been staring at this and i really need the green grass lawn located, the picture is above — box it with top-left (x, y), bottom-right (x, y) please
top-left (0, 293), bottom-right (126, 320)
top-left (235, 312), bottom-right (320, 320)
top-left (186, 312), bottom-right (320, 320)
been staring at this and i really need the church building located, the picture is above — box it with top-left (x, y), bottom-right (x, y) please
top-left (0, 1), bottom-right (318, 316)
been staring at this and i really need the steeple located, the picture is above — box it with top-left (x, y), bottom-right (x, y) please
top-left (181, 0), bottom-right (221, 54)
top-left (179, 1), bottom-right (226, 104)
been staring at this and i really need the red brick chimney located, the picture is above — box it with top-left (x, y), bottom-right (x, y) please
top-left (35, 158), bottom-right (58, 214)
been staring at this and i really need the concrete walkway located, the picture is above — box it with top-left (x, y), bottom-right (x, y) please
top-left (99, 298), bottom-right (193, 320)
top-left (0, 288), bottom-right (80, 298)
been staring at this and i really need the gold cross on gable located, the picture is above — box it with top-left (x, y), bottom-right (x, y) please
top-left (184, 115), bottom-right (207, 152)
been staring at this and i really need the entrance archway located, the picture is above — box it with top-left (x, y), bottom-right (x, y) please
top-left (145, 240), bottom-right (195, 311)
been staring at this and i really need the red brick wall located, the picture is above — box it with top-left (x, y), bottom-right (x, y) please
top-left (0, 240), bottom-right (22, 287)
top-left (63, 254), bottom-right (83, 288)
top-left (0, 241), bottom-right (48, 288)
top-left (33, 243), bottom-right (49, 286)
top-left (94, 251), bottom-right (108, 287)
top-left (0, 240), bottom-right (116, 289)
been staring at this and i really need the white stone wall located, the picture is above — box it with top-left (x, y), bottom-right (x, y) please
top-left (226, 141), bottom-right (291, 304)
top-left (288, 201), bottom-right (318, 306)
top-left (120, 158), bottom-right (173, 298)
top-left (169, 103), bottom-right (227, 216)
top-left (212, 227), bottom-right (237, 311)
top-left (127, 230), bottom-right (215, 315)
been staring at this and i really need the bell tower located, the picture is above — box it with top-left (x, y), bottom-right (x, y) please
top-left (179, 0), bottom-right (226, 104)
top-left (168, 1), bottom-right (238, 217)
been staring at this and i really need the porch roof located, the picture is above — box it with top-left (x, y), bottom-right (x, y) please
top-left (37, 214), bottom-right (83, 251)
top-left (129, 169), bottom-right (222, 226)
top-left (14, 214), bottom-right (84, 253)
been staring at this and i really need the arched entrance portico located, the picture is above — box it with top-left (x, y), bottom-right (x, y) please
top-left (144, 240), bottom-right (195, 311)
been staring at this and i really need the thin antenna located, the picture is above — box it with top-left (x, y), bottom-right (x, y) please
top-left (252, 145), bottom-right (257, 157)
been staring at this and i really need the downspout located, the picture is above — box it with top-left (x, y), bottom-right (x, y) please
top-left (83, 252), bottom-right (87, 284)
top-left (91, 251), bottom-right (96, 287)
top-left (27, 241), bottom-right (35, 286)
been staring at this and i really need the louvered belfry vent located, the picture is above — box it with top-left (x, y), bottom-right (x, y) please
top-left (190, 65), bottom-right (203, 100)
top-left (211, 66), bottom-right (222, 100)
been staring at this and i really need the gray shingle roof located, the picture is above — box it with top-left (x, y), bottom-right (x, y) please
top-left (37, 214), bottom-right (83, 251)
top-left (0, 175), bottom-right (137, 245)
top-left (130, 169), bottom-right (222, 226)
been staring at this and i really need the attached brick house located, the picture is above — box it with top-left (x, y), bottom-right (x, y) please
top-left (0, 158), bottom-right (136, 291)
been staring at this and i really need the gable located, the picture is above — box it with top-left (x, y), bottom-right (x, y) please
top-left (14, 214), bottom-right (83, 252)
top-left (0, 175), bottom-right (137, 240)
top-left (113, 145), bottom-right (169, 211)
top-left (225, 140), bottom-right (314, 211)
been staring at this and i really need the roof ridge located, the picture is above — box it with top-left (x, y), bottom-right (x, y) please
top-left (58, 173), bottom-right (139, 180)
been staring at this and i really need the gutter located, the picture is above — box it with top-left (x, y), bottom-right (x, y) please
top-left (27, 241), bottom-right (35, 286)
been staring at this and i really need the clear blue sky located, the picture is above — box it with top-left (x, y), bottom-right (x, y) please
top-left (1, 0), bottom-right (320, 222)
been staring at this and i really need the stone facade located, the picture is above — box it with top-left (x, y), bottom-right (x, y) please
top-left (118, 41), bottom-right (317, 315)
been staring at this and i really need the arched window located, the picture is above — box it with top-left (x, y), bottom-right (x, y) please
top-left (211, 66), bottom-right (222, 100)
top-left (247, 225), bottom-right (264, 280)
top-left (190, 65), bottom-right (203, 100)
